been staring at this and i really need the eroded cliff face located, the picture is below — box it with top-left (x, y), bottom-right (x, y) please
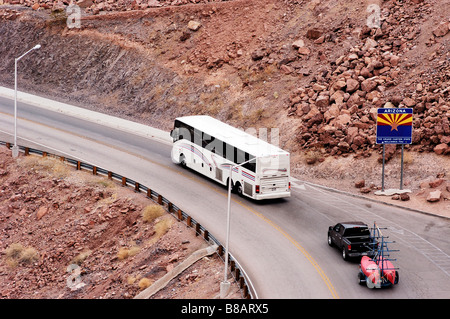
top-left (0, 0), bottom-right (449, 160)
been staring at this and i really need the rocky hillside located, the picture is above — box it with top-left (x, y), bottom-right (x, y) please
top-left (0, 0), bottom-right (448, 159)
top-left (0, 0), bottom-right (448, 202)
top-left (0, 147), bottom-right (241, 299)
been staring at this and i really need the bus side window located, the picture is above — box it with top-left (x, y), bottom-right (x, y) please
top-left (194, 129), bottom-right (202, 146)
top-left (203, 133), bottom-right (213, 148)
top-left (225, 143), bottom-right (235, 162)
top-left (236, 148), bottom-right (245, 165)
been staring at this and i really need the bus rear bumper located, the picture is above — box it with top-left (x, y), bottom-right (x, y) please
top-left (255, 191), bottom-right (291, 200)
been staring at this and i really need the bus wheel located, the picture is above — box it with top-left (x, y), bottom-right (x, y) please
top-left (235, 183), bottom-right (243, 196)
top-left (179, 155), bottom-right (186, 168)
top-left (226, 178), bottom-right (233, 191)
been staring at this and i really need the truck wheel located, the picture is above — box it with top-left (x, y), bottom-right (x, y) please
top-left (327, 235), bottom-right (333, 246)
top-left (342, 248), bottom-right (348, 260)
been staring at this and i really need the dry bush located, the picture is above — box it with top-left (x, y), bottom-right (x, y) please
top-left (5, 243), bottom-right (39, 267)
top-left (141, 205), bottom-right (165, 223)
top-left (304, 150), bottom-right (322, 165)
top-left (71, 250), bottom-right (92, 265)
top-left (17, 156), bottom-right (69, 179)
top-left (154, 216), bottom-right (174, 238)
top-left (117, 245), bottom-right (140, 260)
top-left (138, 278), bottom-right (152, 290)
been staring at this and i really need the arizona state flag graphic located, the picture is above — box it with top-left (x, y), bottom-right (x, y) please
top-left (376, 108), bottom-right (413, 144)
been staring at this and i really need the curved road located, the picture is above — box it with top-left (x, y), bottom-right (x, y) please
top-left (1, 89), bottom-right (449, 299)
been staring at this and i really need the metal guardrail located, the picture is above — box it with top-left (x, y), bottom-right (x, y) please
top-left (0, 141), bottom-right (256, 299)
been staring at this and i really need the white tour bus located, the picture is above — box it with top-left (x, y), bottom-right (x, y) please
top-left (170, 115), bottom-right (291, 200)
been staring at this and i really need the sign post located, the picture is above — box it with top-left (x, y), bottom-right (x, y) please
top-left (376, 108), bottom-right (413, 192)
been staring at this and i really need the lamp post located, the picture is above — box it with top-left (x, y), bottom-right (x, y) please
top-left (12, 44), bottom-right (41, 158)
top-left (220, 156), bottom-right (258, 298)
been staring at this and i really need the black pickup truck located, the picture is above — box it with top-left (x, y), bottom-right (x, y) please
top-left (328, 222), bottom-right (376, 260)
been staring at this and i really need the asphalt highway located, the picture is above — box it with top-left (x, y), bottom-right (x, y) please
top-left (1, 90), bottom-right (449, 299)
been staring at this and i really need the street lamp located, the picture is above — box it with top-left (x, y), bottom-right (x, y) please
top-left (12, 44), bottom-right (41, 158)
top-left (220, 156), bottom-right (258, 298)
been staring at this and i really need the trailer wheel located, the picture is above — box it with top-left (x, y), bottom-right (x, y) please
top-left (395, 271), bottom-right (399, 284)
top-left (366, 276), bottom-right (375, 289)
top-left (358, 272), bottom-right (365, 285)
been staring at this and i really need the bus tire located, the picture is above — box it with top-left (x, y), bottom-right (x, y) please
top-left (235, 182), bottom-right (243, 196)
top-left (179, 155), bottom-right (186, 168)
top-left (226, 178), bottom-right (234, 192)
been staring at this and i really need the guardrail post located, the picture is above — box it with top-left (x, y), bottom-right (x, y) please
top-left (24, 148), bottom-right (29, 156)
top-left (203, 229), bottom-right (209, 241)
top-left (187, 216), bottom-right (192, 227)
top-left (108, 171), bottom-right (112, 179)
top-left (60, 156), bottom-right (65, 162)
top-left (195, 223), bottom-right (200, 236)
top-left (146, 189), bottom-right (152, 199)
top-left (239, 276), bottom-right (245, 289)
top-left (93, 166), bottom-right (97, 175)
top-left (243, 286), bottom-right (249, 299)
top-left (177, 209), bottom-right (182, 221)
top-left (157, 195), bottom-right (162, 205)
top-left (218, 245), bottom-right (224, 256)
top-left (135, 182), bottom-right (140, 192)
top-left (168, 202), bottom-right (173, 213)
top-left (77, 161), bottom-right (81, 170)
top-left (6, 142), bottom-right (10, 149)
top-left (43, 152), bottom-right (47, 157)
top-left (122, 177), bottom-right (126, 186)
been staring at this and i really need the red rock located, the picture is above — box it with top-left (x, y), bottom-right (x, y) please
top-left (429, 179), bottom-right (445, 188)
top-left (433, 22), bottom-right (450, 37)
top-left (306, 28), bottom-right (322, 40)
top-left (427, 190), bottom-right (441, 202)
top-left (355, 180), bottom-right (365, 188)
top-left (346, 78), bottom-right (359, 93)
top-left (434, 143), bottom-right (448, 155)
top-left (403, 97), bottom-right (416, 107)
top-left (361, 79), bottom-right (377, 92)
top-left (298, 47), bottom-right (310, 55)
top-left (36, 206), bottom-right (49, 220)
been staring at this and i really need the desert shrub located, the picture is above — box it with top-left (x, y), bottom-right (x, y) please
top-left (141, 205), bottom-right (165, 223)
top-left (117, 245), bottom-right (140, 260)
top-left (138, 278), bottom-right (152, 290)
top-left (71, 250), bottom-right (92, 265)
top-left (154, 217), bottom-right (174, 238)
top-left (305, 150), bottom-right (322, 165)
top-left (5, 243), bottom-right (39, 267)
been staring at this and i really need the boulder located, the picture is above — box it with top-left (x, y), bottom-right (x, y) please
top-left (434, 143), bottom-right (449, 155)
top-left (355, 180), bottom-right (365, 188)
top-left (36, 206), bottom-right (49, 220)
top-left (187, 20), bottom-right (202, 31)
top-left (346, 78), bottom-right (360, 93)
top-left (433, 22), bottom-right (450, 37)
top-left (361, 79), bottom-right (377, 92)
top-left (427, 190), bottom-right (441, 202)
top-left (292, 39), bottom-right (305, 49)
top-left (429, 179), bottom-right (445, 188)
